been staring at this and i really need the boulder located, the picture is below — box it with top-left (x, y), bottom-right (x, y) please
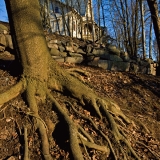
top-left (0, 45), bottom-right (5, 52)
top-left (5, 35), bottom-right (13, 49)
top-left (49, 39), bottom-right (58, 44)
top-left (59, 51), bottom-right (67, 57)
top-left (107, 44), bottom-right (121, 56)
top-left (120, 51), bottom-right (130, 62)
top-left (100, 53), bottom-right (110, 60)
top-left (69, 52), bottom-right (83, 57)
top-left (111, 61), bottom-right (130, 72)
top-left (77, 48), bottom-right (86, 54)
top-left (50, 48), bottom-right (60, 56)
top-left (109, 54), bottom-right (123, 62)
top-left (92, 49), bottom-right (107, 56)
top-left (66, 46), bottom-right (74, 52)
top-left (58, 45), bottom-right (65, 52)
top-left (0, 33), bottom-right (6, 46)
top-left (48, 42), bottom-right (58, 49)
top-left (65, 56), bottom-right (83, 64)
top-left (98, 60), bottom-right (111, 70)
top-left (52, 56), bottom-right (64, 62)
top-left (130, 63), bottom-right (139, 73)
top-left (86, 44), bottom-right (93, 53)
top-left (0, 24), bottom-right (8, 34)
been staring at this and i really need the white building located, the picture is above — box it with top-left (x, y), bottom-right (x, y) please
top-left (40, 0), bottom-right (101, 41)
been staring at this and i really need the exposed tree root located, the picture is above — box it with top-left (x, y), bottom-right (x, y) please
top-left (0, 63), bottom-right (156, 160)
top-left (0, 79), bottom-right (26, 105)
top-left (47, 91), bottom-right (84, 160)
top-left (136, 141), bottom-right (160, 160)
top-left (24, 127), bottom-right (29, 160)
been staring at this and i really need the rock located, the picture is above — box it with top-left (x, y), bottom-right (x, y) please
top-left (77, 48), bottom-right (86, 54)
top-left (98, 60), bottom-right (111, 70)
top-left (111, 61), bottom-right (130, 72)
top-left (73, 43), bottom-right (79, 52)
top-left (7, 156), bottom-right (15, 160)
top-left (66, 46), bottom-right (74, 52)
top-left (88, 57), bottom-right (100, 66)
top-left (0, 24), bottom-right (8, 34)
top-left (48, 42), bottom-right (58, 49)
top-left (86, 44), bottom-right (93, 53)
top-left (59, 51), bottom-right (67, 57)
top-left (130, 63), bottom-right (139, 73)
top-left (92, 48), bottom-right (107, 56)
top-left (120, 51), bottom-right (130, 62)
top-left (52, 56), bottom-right (64, 62)
top-left (5, 35), bottom-right (13, 49)
top-left (50, 48), bottom-right (60, 56)
top-left (0, 45), bottom-right (5, 52)
top-left (49, 39), bottom-right (58, 44)
top-left (69, 52), bottom-right (83, 57)
top-left (109, 54), bottom-right (123, 62)
top-left (65, 56), bottom-right (83, 63)
top-left (100, 53), bottom-right (110, 60)
top-left (145, 58), bottom-right (154, 64)
top-left (0, 33), bottom-right (6, 46)
top-left (148, 63), bottom-right (156, 75)
top-left (58, 45), bottom-right (65, 52)
top-left (107, 44), bottom-right (121, 56)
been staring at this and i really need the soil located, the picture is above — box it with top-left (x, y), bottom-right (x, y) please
top-left (0, 59), bottom-right (160, 160)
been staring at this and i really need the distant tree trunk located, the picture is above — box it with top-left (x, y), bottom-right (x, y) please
top-left (139, 0), bottom-right (146, 59)
top-left (147, 0), bottom-right (160, 75)
top-left (149, 20), bottom-right (153, 59)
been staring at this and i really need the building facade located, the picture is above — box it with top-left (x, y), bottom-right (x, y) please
top-left (40, 0), bottom-right (101, 41)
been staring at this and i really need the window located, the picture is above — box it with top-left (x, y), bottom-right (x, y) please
top-left (55, 7), bottom-right (59, 13)
top-left (73, 21), bottom-right (76, 31)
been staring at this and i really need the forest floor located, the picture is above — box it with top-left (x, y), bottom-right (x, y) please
top-left (0, 59), bottom-right (160, 160)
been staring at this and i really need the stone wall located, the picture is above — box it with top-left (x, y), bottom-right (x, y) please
top-left (46, 34), bottom-right (157, 75)
top-left (0, 22), bottom-right (157, 75)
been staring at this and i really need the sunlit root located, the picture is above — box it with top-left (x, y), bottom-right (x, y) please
top-left (136, 141), bottom-right (160, 159)
top-left (0, 79), bottom-right (26, 105)
top-left (36, 118), bottom-right (52, 160)
top-left (78, 138), bottom-right (110, 154)
top-left (47, 91), bottom-right (84, 160)
top-left (24, 127), bottom-right (29, 160)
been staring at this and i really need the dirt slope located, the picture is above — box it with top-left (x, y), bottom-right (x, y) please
top-left (0, 61), bottom-right (160, 160)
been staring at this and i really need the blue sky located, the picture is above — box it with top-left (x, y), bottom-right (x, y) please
top-left (0, 0), bottom-right (8, 22)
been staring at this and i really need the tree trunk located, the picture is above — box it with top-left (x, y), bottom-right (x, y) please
top-left (147, 0), bottom-right (160, 75)
top-left (1, 0), bottom-right (151, 159)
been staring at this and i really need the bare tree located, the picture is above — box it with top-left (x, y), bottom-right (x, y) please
top-left (147, 0), bottom-right (160, 75)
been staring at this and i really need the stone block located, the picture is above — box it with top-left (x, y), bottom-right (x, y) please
top-left (77, 48), bottom-right (86, 54)
top-left (48, 43), bottom-right (58, 49)
top-left (65, 57), bottom-right (83, 64)
top-left (5, 35), bottom-right (13, 49)
top-left (66, 46), bottom-right (74, 52)
top-left (58, 45), bottom-right (65, 52)
top-left (50, 48), bottom-right (60, 56)
top-left (98, 60), bottom-right (111, 70)
top-left (111, 61), bottom-right (130, 72)
top-left (69, 52), bottom-right (83, 57)
top-left (52, 56), bottom-right (64, 62)
top-left (59, 51), bottom-right (67, 57)
top-left (92, 49), bottom-right (107, 56)
top-left (109, 54), bottom-right (123, 62)
top-left (0, 33), bottom-right (6, 46)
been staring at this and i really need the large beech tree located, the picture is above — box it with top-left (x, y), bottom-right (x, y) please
top-left (0, 0), bottom-right (153, 160)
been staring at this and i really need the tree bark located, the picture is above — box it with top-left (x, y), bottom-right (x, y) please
top-left (147, 0), bottom-right (160, 75)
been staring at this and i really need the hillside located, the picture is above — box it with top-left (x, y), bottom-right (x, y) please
top-left (0, 60), bottom-right (159, 160)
